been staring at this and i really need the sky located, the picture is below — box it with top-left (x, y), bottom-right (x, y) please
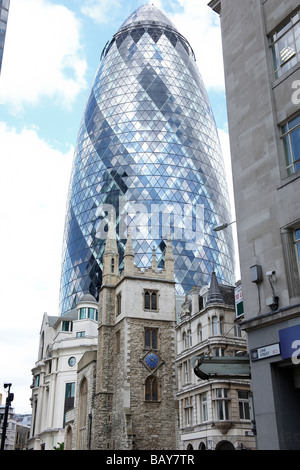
top-left (0, 0), bottom-right (239, 414)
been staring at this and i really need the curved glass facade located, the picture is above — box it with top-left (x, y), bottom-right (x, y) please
top-left (59, 5), bottom-right (235, 315)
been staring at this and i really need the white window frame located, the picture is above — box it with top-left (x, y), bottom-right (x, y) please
top-left (200, 392), bottom-right (208, 423)
top-left (214, 388), bottom-right (230, 421)
top-left (238, 390), bottom-right (250, 420)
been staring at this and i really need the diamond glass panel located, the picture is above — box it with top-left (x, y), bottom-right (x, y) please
top-left (59, 5), bottom-right (235, 315)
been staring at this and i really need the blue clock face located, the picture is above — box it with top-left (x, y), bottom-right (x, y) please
top-left (144, 352), bottom-right (159, 369)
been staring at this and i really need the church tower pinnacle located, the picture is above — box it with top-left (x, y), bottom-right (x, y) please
top-left (102, 211), bottom-right (119, 286)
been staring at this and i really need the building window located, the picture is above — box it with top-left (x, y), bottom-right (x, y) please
top-left (184, 397), bottom-right (193, 426)
top-left (77, 378), bottom-right (88, 448)
top-left (295, 228), bottom-right (300, 273)
top-left (281, 114), bottom-right (300, 176)
top-left (144, 328), bottom-right (158, 349)
top-left (182, 332), bottom-right (187, 349)
top-left (116, 330), bottom-right (120, 353)
top-left (187, 329), bottom-right (192, 347)
top-left (183, 360), bottom-right (190, 384)
top-left (197, 323), bottom-right (203, 342)
top-left (281, 223), bottom-right (300, 298)
top-left (116, 293), bottom-right (122, 316)
top-left (64, 382), bottom-right (75, 426)
top-left (79, 307), bottom-right (97, 320)
top-left (212, 316), bottom-right (218, 335)
top-left (79, 307), bottom-right (87, 319)
top-left (111, 257), bottom-right (115, 273)
top-left (270, 9), bottom-right (300, 79)
top-left (238, 390), bottom-right (250, 420)
top-left (145, 376), bottom-right (158, 401)
top-left (214, 347), bottom-right (225, 357)
top-left (219, 316), bottom-right (223, 335)
top-left (68, 356), bottom-right (76, 367)
top-left (62, 320), bottom-right (72, 332)
top-left (200, 392), bottom-right (208, 422)
top-left (234, 323), bottom-right (242, 337)
top-left (76, 331), bottom-right (85, 338)
top-left (214, 388), bottom-right (229, 421)
top-left (144, 290), bottom-right (158, 310)
top-left (88, 307), bottom-right (98, 320)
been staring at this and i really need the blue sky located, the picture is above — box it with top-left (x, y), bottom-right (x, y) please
top-left (0, 0), bottom-right (237, 414)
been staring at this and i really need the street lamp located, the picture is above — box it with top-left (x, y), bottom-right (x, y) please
top-left (213, 221), bottom-right (236, 232)
top-left (1, 383), bottom-right (14, 451)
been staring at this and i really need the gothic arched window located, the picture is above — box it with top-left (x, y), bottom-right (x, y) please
top-left (145, 376), bottom-right (159, 401)
top-left (144, 290), bottom-right (159, 310)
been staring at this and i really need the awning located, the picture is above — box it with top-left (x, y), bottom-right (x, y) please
top-left (193, 355), bottom-right (251, 380)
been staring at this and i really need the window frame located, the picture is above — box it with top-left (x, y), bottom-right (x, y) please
top-left (183, 360), bottom-right (190, 384)
top-left (116, 292), bottom-right (122, 316)
top-left (62, 320), bottom-right (73, 332)
top-left (144, 327), bottom-right (158, 350)
top-left (214, 388), bottom-right (230, 421)
top-left (184, 396), bottom-right (193, 426)
top-left (295, 229), bottom-right (300, 275)
top-left (144, 290), bottom-right (159, 311)
top-left (115, 330), bottom-right (120, 353)
top-left (145, 376), bottom-right (159, 402)
top-left (281, 114), bottom-right (300, 176)
top-left (238, 390), bottom-right (251, 420)
top-left (197, 323), bottom-right (203, 343)
top-left (269, 9), bottom-right (300, 79)
top-left (200, 392), bottom-right (208, 423)
top-left (281, 221), bottom-right (300, 298)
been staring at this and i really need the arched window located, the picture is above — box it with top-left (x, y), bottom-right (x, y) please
top-left (145, 328), bottom-right (158, 349)
top-left (197, 323), bottom-right (203, 343)
top-left (39, 332), bottom-right (44, 360)
top-left (183, 332), bottom-right (187, 349)
top-left (151, 291), bottom-right (157, 309)
top-left (111, 257), bottom-right (115, 273)
top-left (145, 376), bottom-right (158, 401)
top-left (219, 316), bottom-right (224, 335)
top-left (144, 290), bottom-right (158, 310)
top-left (77, 378), bottom-right (88, 449)
top-left (145, 291), bottom-right (150, 309)
top-left (66, 425), bottom-right (73, 450)
top-left (212, 316), bottom-right (218, 335)
top-left (187, 329), bottom-right (192, 347)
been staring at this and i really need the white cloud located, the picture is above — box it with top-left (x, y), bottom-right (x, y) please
top-left (80, 0), bottom-right (123, 24)
top-left (167, 0), bottom-right (225, 91)
top-left (0, 122), bottom-right (73, 412)
top-left (0, 0), bottom-right (87, 113)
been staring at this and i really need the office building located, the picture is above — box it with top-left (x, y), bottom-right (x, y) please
top-left (209, 0), bottom-right (300, 450)
top-left (59, 4), bottom-right (235, 315)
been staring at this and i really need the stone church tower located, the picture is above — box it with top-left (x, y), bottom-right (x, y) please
top-left (91, 214), bottom-right (178, 450)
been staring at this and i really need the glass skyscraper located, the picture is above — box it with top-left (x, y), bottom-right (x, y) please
top-left (60, 4), bottom-right (235, 315)
top-left (0, 0), bottom-right (10, 74)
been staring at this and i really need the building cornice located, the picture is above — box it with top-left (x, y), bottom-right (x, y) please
top-left (241, 302), bottom-right (300, 332)
top-left (208, 0), bottom-right (221, 15)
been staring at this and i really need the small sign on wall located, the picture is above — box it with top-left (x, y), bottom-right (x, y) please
top-left (250, 343), bottom-right (280, 362)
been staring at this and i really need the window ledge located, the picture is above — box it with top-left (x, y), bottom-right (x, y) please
top-left (272, 62), bottom-right (300, 89)
top-left (277, 172), bottom-right (300, 190)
